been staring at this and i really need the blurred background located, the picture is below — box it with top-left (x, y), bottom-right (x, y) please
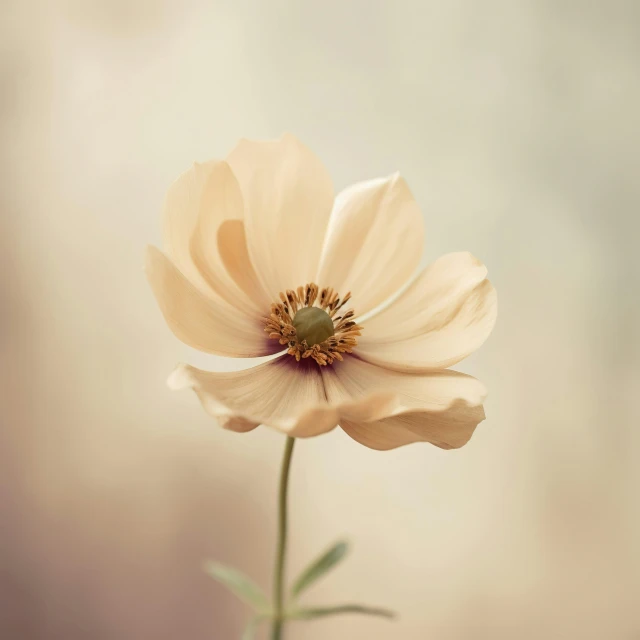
top-left (1, 0), bottom-right (639, 638)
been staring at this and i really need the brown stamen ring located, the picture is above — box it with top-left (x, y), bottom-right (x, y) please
top-left (262, 283), bottom-right (363, 366)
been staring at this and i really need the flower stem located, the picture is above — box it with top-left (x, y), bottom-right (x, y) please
top-left (271, 436), bottom-right (296, 640)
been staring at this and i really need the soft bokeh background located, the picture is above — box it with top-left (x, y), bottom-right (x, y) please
top-left (2, 1), bottom-right (639, 638)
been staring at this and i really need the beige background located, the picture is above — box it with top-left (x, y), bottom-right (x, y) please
top-left (1, 1), bottom-right (639, 638)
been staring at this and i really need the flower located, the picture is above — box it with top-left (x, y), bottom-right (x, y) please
top-left (145, 134), bottom-right (497, 450)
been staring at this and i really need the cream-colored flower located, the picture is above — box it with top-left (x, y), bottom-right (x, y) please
top-left (145, 134), bottom-right (497, 450)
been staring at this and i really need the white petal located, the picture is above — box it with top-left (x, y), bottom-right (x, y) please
top-left (357, 252), bottom-right (497, 371)
top-left (168, 358), bottom-right (340, 437)
top-left (226, 134), bottom-right (334, 299)
top-left (321, 356), bottom-right (487, 451)
top-left (316, 174), bottom-right (425, 317)
top-left (145, 246), bottom-right (279, 358)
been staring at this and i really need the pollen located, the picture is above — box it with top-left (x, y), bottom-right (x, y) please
top-left (262, 283), bottom-right (363, 366)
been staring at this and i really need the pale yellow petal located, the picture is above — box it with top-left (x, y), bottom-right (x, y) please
top-left (226, 134), bottom-right (334, 298)
top-left (321, 356), bottom-right (487, 451)
top-left (322, 355), bottom-right (486, 420)
top-left (162, 159), bottom-right (262, 321)
top-left (168, 352), bottom-right (486, 448)
top-left (167, 358), bottom-right (340, 437)
top-left (339, 417), bottom-right (426, 450)
top-left (163, 161), bottom-right (219, 295)
top-left (217, 220), bottom-right (272, 311)
top-left (145, 246), bottom-right (279, 358)
top-left (357, 252), bottom-right (497, 371)
top-left (340, 407), bottom-right (484, 451)
top-left (316, 174), bottom-right (425, 317)
top-left (186, 161), bottom-right (268, 318)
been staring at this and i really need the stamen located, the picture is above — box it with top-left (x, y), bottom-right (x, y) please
top-left (262, 282), bottom-right (362, 366)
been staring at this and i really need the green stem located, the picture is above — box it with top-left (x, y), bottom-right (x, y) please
top-left (271, 436), bottom-right (296, 640)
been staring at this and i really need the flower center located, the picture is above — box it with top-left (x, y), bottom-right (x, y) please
top-left (292, 307), bottom-right (335, 347)
top-left (262, 283), bottom-right (363, 366)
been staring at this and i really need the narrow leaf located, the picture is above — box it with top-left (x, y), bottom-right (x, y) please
top-left (241, 615), bottom-right (267, 640)
top-left (288, 604), bottom-right (397, 620)
top-left (204, 561), bottom-right (269, 611)
top-left (291, 541), bottom-right (349, 598)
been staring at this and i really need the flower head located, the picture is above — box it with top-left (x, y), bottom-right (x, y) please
top-left (145, 134), bottom-right (497, 450)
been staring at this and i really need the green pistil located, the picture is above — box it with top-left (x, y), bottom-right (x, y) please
top-left (292, 307), bottom-right (335, 347)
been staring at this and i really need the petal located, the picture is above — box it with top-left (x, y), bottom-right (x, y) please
top-left (339, 417), bottom-right (427, 450)
top-left (356, 252), bottom-right (497, 371)
top-left (340, 408), bottom-right (484, 451)
top-left (316, 174), bottom-right (425, 317)
top-left (188, 161), bottom-right (264, 318)
top-left (217, 220), bottom-right (272, 311)
top-left (163, 160), bottom-right (261, 320)
top-left (168, 352), bottom-right (486, 448)
top-left (226, 134), bottom-right (334, 299)
top-left (167, 357), bottom-right (340, 438)
top-left (163, 161), bottom-right (221, 295)
top-left (322, 355), bottom-right (487, 420)
top-left (145, 246), bottom-right (279, 358)
top-left (320, 356), bottom-right (487, 451)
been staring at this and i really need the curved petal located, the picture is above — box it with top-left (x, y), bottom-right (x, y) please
top-left (322, 355), bottom-right (486, 419)
top-left (217, 220), bottom-right (272, 311)
top-left (168, 351), bottom-right (486, 450)
top-left (356, 252), bottom-right (497, 371)
top-left (145, 246), bottom-right (279, 358)
top-left (322, 356), bottom-right (486, 451)
top-left (316, 174), bottom-right (425, 317)
top-left (163, 161), bottom-right (220, 294)
top-left (226, 134), bottom-right (334, 299)
top-left (167, 357), bottom-right (340, 437)
top-left (340, 416), bottom-right (427, 450)
top-left (189, 161), bottom-right (264, 317)
top-left (340, 406), bottom-right (484, 451)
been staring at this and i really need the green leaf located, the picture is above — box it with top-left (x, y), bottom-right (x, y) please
top-left (204, 561), bottom-right (269, 611)
top-left (241, 615), bottom-right (267, 640)
top-left (291, 540), bottom-right (349, 598)
top-left (288, 604), bottom-right (397, 620)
